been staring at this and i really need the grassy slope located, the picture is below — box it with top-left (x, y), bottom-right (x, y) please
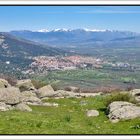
top-left (33, 69), bottom-right (140, 90)
top-left (0, 96), bottom-right (140, 134)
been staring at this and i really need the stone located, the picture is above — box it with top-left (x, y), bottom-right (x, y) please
top-left (54, 90), bottom-right (78, 98)
top-left (108, 101), bottom-right (140, 123)
top-left (20, 91), bottom-right (37, 97)
top-left (53, 90), bottom-right (101, 98)
top-left (37, 85), bottom-right (55, 98)
top-left (15, 103), bottom-right (32, 112)
top-left (86, 110), bottom-right (99, 117)
top-left (16, 79), bottom-right (35, 92)
top-left (42, 102), bottom-right (59, 107)
top-left (0, 87), bottom-right (21, 105)
top-left (65, 86), bottom-right (80, 92)
top-left (79, 92), bottom-right (102, 98)
top-left (20, 96), bottom-right (42, 104)
top-left (0, 102), bottom-right (13, 111)
top-left (19, 91), bottom-right (42, 104)
top-left (0, 78), bottom-right (11, 88)
top-left (80, 100), bottom-right (87, 106)
top-left (130, 89), bottom-right (140, 101)
top-left (27, 102), bottom-right (58, 107)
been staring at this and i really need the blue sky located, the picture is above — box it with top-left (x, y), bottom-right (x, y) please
top-left (0, 6), bottom-right (140, 32)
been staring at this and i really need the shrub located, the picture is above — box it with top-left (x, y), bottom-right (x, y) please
top-left (51, 84), bottom-right (60, 91)
top-left (64, 87), bottom-right (72, 91)
top-left (104, 92), bottom-right (137, 107)
top-left (64, 114), bottom-right (71, 122)
top-left (0, 74), bottom-right (17, 86)
top-left (131, 124), bottom-right (140, 129)
top-left (31, 80), bottom-right (46, 89)
top-left (80, 85), bottom-right (121, 93)
top-left (126, 85), bottom-right (134, 91)
top-left (64, 86), bottom-right (80, 93)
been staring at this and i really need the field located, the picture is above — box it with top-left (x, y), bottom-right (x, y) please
top-left (33, 68), bottom-right (140, 91)
top-left (0, 95), bottom-right (140, 134)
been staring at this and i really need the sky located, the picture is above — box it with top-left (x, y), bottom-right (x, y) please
top-left (0, 6), bottom-right (140, 32)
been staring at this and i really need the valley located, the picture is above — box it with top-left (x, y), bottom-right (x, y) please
top-left (1, 29), bottom-right (140, 91)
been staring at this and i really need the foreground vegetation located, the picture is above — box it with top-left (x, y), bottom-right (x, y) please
top-left (0, 95), bottom-right (140, 134)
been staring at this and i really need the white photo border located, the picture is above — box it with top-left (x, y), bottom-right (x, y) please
top-left (0, 1), bottom-right (140, 139)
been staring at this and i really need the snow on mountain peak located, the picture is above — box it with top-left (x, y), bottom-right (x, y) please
top-left (53, 28), bottom-right (71, 32)
top-left (83, 28), bottom-right (109, 32)
top-left (36, 28), bottom-right (113, 33)
top-left (37, 29), bottom-right (49, 32)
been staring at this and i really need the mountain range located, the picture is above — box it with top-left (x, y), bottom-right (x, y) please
top-left (10, 29), bottom-right (140, 48)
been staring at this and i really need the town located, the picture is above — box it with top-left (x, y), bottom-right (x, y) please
top-left (20, 55), bottom-right (135, 75)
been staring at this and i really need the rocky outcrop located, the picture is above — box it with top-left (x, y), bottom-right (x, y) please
top-left (37, 85), bottom-right (55, 98)
top-left (53, 90), bottom-right (102, 98)
top-left (65, 86), bottom-right (80, 92)
top-left (19, 91), bottom-right (42, 105)
top-left (0, 79), bottom-right (11, 88)
top-left (15, 103), bottom-right (32, 112)
top-left (79, 92), bottom-right (102, 98)
top-left (0, 79), bottom-right (60, 112)
top-left (0, 87), bottom-right (21, 105)
top-left (86, 110), bottom-right (99, 117)
top-left (130, 89), bottom-right (140, 102)
top-left (0, 102), bottom-right (13, 111)
top-left (53, 90), bottom-right (78, 98)
top-left (16, 79), bottom-right (35, 92)
top-left (108, 101), bottom-right (140, 123)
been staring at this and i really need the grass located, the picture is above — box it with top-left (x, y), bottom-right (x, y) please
top-left (0, 95), bottom-right (140, 134)
top-left (104, 92), bottom-right (137, 107)
top-left (33, 69), bottom-right (140, 91)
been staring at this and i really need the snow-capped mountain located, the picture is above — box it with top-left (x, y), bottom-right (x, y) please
top-left (9, 28), bottom-right (140, 47)
top-left (37, 29), bottom-right (49, 32)
top-left (36, 28), bottom-right (110, 33)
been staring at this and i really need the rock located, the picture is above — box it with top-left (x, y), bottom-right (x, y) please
top-left (80, 100), bottom-right (87, 106)
top-left (0, 78), bottom-right (11, 88)
top-left (19, 91), bottom-right (42, 104)
top-left (0, 87), bottom-right (21, 105)
top-left (20, 91), bottom-right (37, 97)
top-left (41, 97), bottom-right (49, 100)
top-left (20, 96), bottom-right (42, 104)
top-left (15, 103), bottom-right (32, 112)
top-left (65, 86), bottom-right (80, 92)
top-left (27, 102), bottom-right (58, 107)
top-left (16, 79), bottom-right (35, 92)
top-left (130, 89), bottom-right (140, 101)
top-left (54, 90), bottom-right (78, 98)
top-left (79, 92), bottom-right (102, 98)
top-left (86, 110), bottom-right (99, 117)
top-left (108, 101), bottom-right (140, 123)
top-left (53, 90), bottom-right (101, 98)
top-left (37, 85), bottom-right (55, 98)
top-left (0, 102), bottom-right (13, 111)
top-left (42, 102), bottom-right (59, 107)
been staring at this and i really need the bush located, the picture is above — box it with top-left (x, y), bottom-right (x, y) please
top-left (31, 80), bottom-right (46, 89)
top-left (104, 92), bottom-right (137, 107)
top-left (64, 114), bottom-right (71, 122)
top-left (131, 124), bottom-right (140, 129)
top-left (0, 74), bottom-right (17, 86)
top-left (51, 84), bottom-right (60, 91)
top-left (64, 86), bottom-right (80, 93)
top-left (80, 85), bottom-right (121, 93)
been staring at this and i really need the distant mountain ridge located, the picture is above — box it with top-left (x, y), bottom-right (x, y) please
top-left (10, 29), bottom-right (140, 47)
